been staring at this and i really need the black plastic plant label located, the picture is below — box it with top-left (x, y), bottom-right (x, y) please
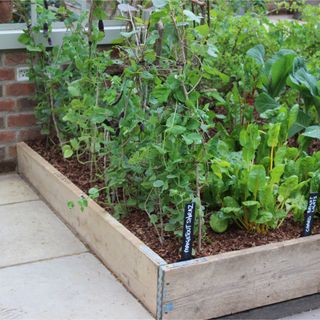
top-left (181, 202), bottom-right (196, 261)
top-left (302, 192), bottom-right (318, 237)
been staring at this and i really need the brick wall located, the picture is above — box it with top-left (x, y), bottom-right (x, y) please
top-left (0, 49), bottom-right (39, 172)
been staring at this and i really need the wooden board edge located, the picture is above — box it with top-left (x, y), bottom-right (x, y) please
top-left (162, 233), bottom-right (320, 272)
top-left (17, 142), bottom-right (167, 316)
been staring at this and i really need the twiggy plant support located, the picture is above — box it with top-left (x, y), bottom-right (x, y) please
top-left (49, 87), bottom-right (64, 152)
top-left (155, 20), bottom-right (164, 65)
top-left (170, 13), bottom-right (187, 65)
top-left (196, 162), bottom-right (202, 252)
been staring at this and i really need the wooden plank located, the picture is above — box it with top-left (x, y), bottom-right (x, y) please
top-left (17, 142), bottom-right (166, 317)
top-left (162, 235), bottom-right (320, 319)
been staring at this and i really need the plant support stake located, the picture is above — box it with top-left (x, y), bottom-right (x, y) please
top-left (302, 192), bottom-right (318, 236)
top-left (180, 202), bottom-right (196, 261)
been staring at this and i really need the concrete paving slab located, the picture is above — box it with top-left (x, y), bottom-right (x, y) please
top-left (0, 173), bottom-right (39, 205)
top-left (0, 200), bottom-right (87, 268)
top-left (0, 253), bottom-right (152, 320)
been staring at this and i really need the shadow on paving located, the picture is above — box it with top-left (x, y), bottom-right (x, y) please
top-left (218, 294), bottom-right (320, 320)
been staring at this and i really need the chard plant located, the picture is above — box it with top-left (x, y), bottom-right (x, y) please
top-left (208, 122), bottom-right (320, 233)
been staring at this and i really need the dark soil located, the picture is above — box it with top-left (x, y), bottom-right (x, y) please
top-left (309, 139), bottom-right (320, 154)
top-left (29, 139), bottom-right (320, 264)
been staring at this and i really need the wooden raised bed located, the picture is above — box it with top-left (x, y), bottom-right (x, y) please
top-left (17, 142), bottom-right (320, 320)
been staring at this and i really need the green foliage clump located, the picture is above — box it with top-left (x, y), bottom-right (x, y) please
top-left (20, 0), bottom-right (320, 251)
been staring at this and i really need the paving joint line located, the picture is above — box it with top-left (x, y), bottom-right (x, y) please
top-left (0, 251), bottom-right (90, 271)
top-left (0, 198), bottom-right (40, 207)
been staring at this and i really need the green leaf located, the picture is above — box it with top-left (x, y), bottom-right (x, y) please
top-left (255, 93), bottom-right (279, 114)
top-left (26, 45), bottom-right (43, 52)
top-left (310, 170), bottom-right (320, 193)
top-left (183, 9), bottom-right (202, 24)
top-left (221, 207), bottom-right (242, 215)
top-left (153, 180), bottom-right (164, 188)
top-left (166, 125), bottom-right (186, 135)
top-left (210, 212), bottom-right (229, 233)
top-left (63, 145), bottom-right (73, 159)
top-left (78, 197), bottom-right (88, 212)
top-left (279, 175), bottom-right (299, 201)
top-left (285, 195), bottom-right (307, 222)
top-left (195, 24), bottom-right (209, 37)
top-left (150, 214), bottom-right (158, 224)
top-left (70, 138), bottom-right (79, 151)
top-left (288, 104), bottom-right (299, 130)
top-left (240, 124), bottom-right (261, 150)
top-left (141, 71), bottom-right (154, 80)
top-left (18, 33), bottom-right (31, 45)
top-left (223, 196), bottom-right (240, 208)
top-left (274, 146), bottom-right (287, 166)
top-left (68, 85), bottom-right (80, 97)
top-left (290, 67), bottom-right (320, 97)
top-left (183, 133), bottom-right (202, 145)
top-left (270, 165), bottom-right (285, 184)
top-left (151, 86), bottom-right (171, 104)
top-left (267, 123), bottom-right (281, 147)
top-left (207, 44), bottom-right (218, 58)
top-left (247, 44), bottom-right (265, 66)
top-left (264, 50), bottom-right (296, 97)
top-left (152, 0), bottom-right (168, 8)
top-left (256, 211), bottom-right (273, 224)
top-left (67, 200), bottom-right (75, 209)
top-left (285, 147), bottom-right (299, 160)
top-left (205, 91), bottom-right (225, 103)
top-left (248, 165), bottom-right (266, 196)
top-left (259, 184), bottom-right (275, 211)
top-left (242, 200), bottom-right (260, 222)
top-left (242, 200), bottom-right (261, 207)
top-left (94, 6), bottom-right (107, 19)
top-left (120, 30), bottom-right (139, 38)
top-left (288, 111), bottom-right (311, 138)
top-left (302, 126), bottom-right (320, 140)
top-left (88, 187), bottom-right (99, 199)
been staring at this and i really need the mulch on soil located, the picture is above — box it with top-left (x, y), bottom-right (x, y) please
top-left (29, 139), bottom-right (320, 264)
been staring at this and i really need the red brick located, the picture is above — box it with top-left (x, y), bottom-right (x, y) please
top-left (8, 114), bottom-right (36, 128)
top-left (7, 145), bottom-right (16, 158)
top-left (5, 83), bottom-right (35, 96)
top-left (18, 128), bottom-right (41, 141)
top-left (4, 52), bottom-right (28, 66)
top-left (16, 97), bottom-right (36, 111)
top-left (0, 99), bottom-right (15, 111)
top-left (0, 131), bottom-right (16, 143)
top-left (0, 68), bottom-right (15, 81)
